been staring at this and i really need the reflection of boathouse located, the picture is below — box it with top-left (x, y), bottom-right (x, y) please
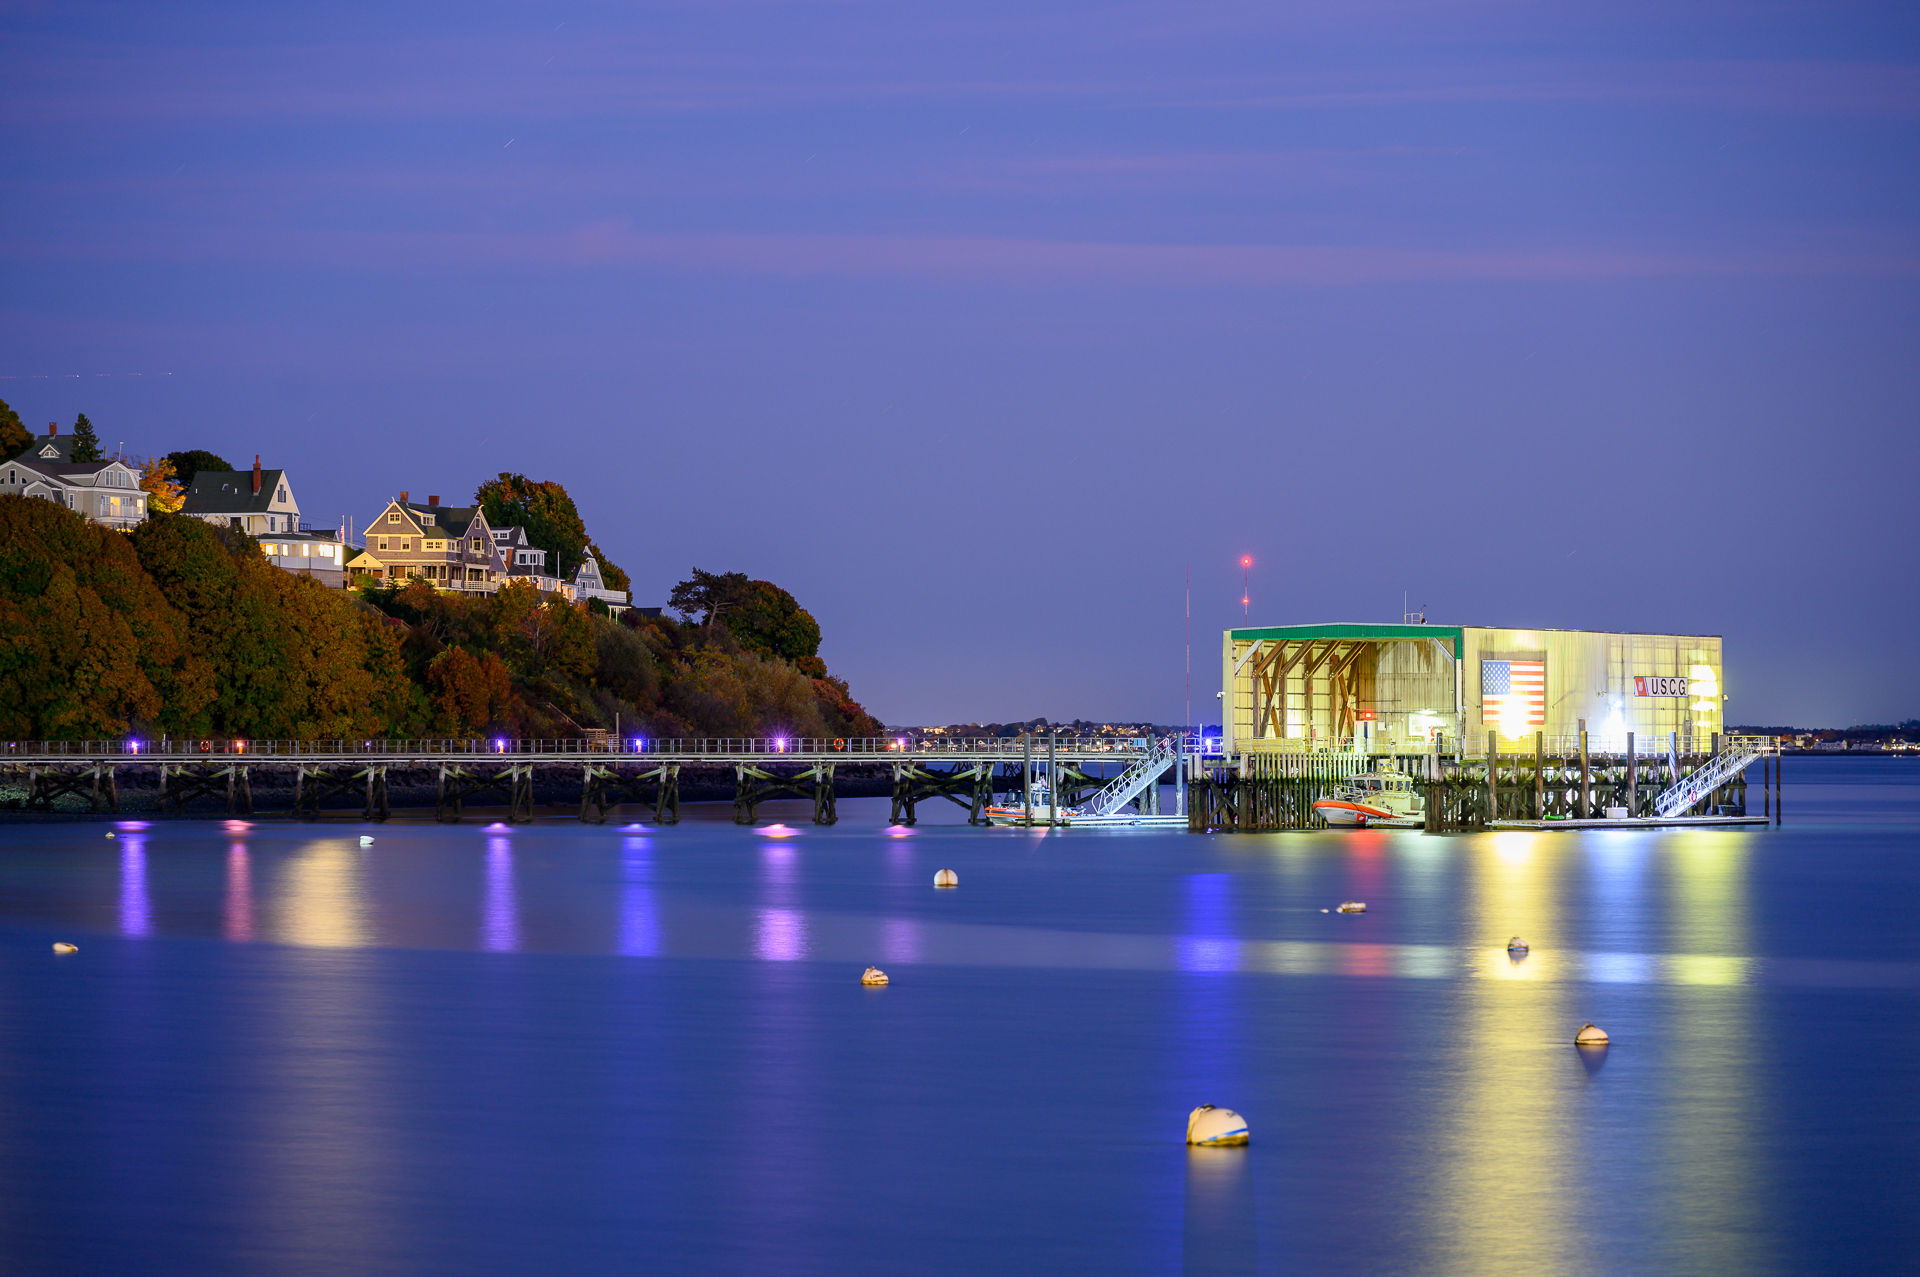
top-left (1221, 622), bottom-right (1725, 756)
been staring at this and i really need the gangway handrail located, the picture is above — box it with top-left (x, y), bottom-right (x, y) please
top-left (1071, 737), bottom-right (1180, 818)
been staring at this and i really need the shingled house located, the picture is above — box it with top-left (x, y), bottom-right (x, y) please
top-left (4, 455), bottom-right (150, 529)
top-left (180, 456), bottom-right (302, 535)
top-left (357, 493), bottom-right (511, 593)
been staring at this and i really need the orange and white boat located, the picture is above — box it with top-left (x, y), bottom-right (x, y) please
top-left (1312, 770), bottom-right (1425, 828)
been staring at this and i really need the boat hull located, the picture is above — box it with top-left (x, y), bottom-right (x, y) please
top-left (1313, 799), bottom-right (1395, 827)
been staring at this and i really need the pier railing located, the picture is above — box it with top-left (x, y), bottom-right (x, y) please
top-left (0, 736), bottom-right (1157, 760)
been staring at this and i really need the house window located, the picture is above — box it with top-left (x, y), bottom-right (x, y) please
top-left (470, 538), bottom-right (482, 552)
top-left (277, 485), bottom-right (286, 502)
top-left (377, 538), bottom-right (388, 550)
top-left (401, 539), bottom-right (411, 551)
top-left (388, 511), bottom-right (400, 524)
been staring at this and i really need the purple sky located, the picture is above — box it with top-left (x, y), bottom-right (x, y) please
top-left (4, 1), bottom-right (1917, 728)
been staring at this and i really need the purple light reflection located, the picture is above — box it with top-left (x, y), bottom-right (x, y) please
top-left (881, 918), bottom-right (921, 964)
top-left (224, 844), bottom-right (253, 941)
top-left (755, 909), bottom-right (807, 961)
top-left (483, 836), bottom-right (518, 952)
top-left (619, 837), bottom-right (658, 955)
top-left (119, 838), bottom-right (149, 936)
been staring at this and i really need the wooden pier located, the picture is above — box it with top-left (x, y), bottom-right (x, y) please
top-left (0, 735), bottom-right (1157, 826)
top-left (1188, 732), bottom-right (1783, 832)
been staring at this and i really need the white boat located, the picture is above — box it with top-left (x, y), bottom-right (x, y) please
top-left (985, 780), bottom-right (1062, 826)
top-left (1312, 770), bottom-right (1425, 828)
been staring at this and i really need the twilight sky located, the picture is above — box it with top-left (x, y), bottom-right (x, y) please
top-left (3, 0), bottom-right (1917, 728)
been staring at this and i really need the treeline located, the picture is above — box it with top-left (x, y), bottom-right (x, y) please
top-left (0, 496), bottom-right (881, 741)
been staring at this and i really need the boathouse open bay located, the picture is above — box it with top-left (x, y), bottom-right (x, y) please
top-left (0, 762), bottom-right (1915, 1274)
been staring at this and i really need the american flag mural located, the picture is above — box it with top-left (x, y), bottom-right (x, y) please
top-left (1481, 659), bottom-right (1546, 728)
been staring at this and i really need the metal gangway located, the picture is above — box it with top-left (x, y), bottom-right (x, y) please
top-left (1654, 735), bottom-right (1776, 817)
top-left (1068, 737), bottom-right (1182, 822)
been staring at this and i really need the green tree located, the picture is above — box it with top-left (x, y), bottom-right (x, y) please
top-left (726, 580), bottom-right (822, 663)
top-left (68, 413), bottom-right (102, 464)
top-left (0, 496), bottom-right (212, 738)
top-left (164, 450), bottom-right (234, 487)
top-left (474, 472), bottom-right (628, 587)
top-left (669, 567), bottom-right (753, 633)
top-left (0, 398), bottom-right (28, 460)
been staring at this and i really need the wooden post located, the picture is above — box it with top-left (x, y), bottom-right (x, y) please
top-left (1626, 733), bottom-right (1637, 816)
top-left (1762, 754), bottom-right (1770, 818)
top-left (1534, 731), bottom-right (1544, 820)
top-left (1775, 750), bottom-right (1782, 826)
top-left (1579, 727), bottom-right (1590, 820)
top-left (1486, 730), bottom-right (1499, 824)
top-left (1023, 733), bottom-right (1033, 826)
top-left (1048, 730), bottom-right (1057, 826)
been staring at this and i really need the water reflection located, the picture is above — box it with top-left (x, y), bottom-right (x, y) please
top-left (119, 836), bottom-right (149, 936)
top-left (274, 842), bottom-right (368, 948)
top-left (755, 843), bottom-right (808, 961)
top-left (225, 843), bottom-right (254, 942)
top-left (1183, 1148), bottom-right (1256, 1276)
top-left (1430, 831), bottom-right (1573, 1272)
top-left (483, 837), bottom-right (518, 952)
top-left (618, 836), bottom-right (657, 957)
top-left (1663, 836), bottom-right (1761, 1269)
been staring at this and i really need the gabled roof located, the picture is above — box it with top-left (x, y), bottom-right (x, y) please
top-left (181, 469), bottom-right (288, 515)
top-left (402, 502), bottom-right (486, 537)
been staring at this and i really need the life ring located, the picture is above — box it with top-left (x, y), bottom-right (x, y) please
top-left (200, 739), bottom-right (212, 753)
top-left (833, 738), bottom-right (846, 750)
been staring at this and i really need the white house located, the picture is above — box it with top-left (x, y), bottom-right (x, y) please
top-left (179, 456), bottom-right (302, 535)
top-left (570, 552), bottom-right (629, 608)
top-left (4, 456), bottom-right (149, 530)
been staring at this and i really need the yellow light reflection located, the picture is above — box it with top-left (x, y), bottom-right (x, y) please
top-left (1662, 835), bottom-right (1761, 1264)
top-left (1427, 831), bottom-right (1572, 1271)
top-left (273, 842), bottom-right (369, 948)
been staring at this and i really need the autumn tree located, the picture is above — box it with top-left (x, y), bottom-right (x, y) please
top-left (426, 646), bottom-right (514, 735)
top-left (164, 450), bottom-right (234, 486)
top-left (131, 513), bottom-right (420, 737)
top-left (0, 495), bottom-right (212, 737)
top-left (488, 579), bottom-right (594, 678)
top-left (68, 413), bottom-right (103, 463)
top-left (0, 398), bottom-right (28, 460)
top-left (139, 456), bottom-right (185, 513)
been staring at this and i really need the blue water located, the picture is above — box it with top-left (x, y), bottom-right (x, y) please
top-left (0, 759), bottom-right (1915, 1275)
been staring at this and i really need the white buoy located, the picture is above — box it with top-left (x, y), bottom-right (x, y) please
top-left (861, 966), bottom-right (889, 986)
top-left (933, 868), bottom-right (959, 888)
top-left (105, 831), bottom-right (115, 838)
top-left (52, 942), bottom-right (78, 954)
top-left (1507, 936), bottom-right (1529, 953)
top-left (1186, 1105), bottom-right (1250, 1147)
top-left (1337, 901), bottom-right (1366, 914)
top-left (359, 836), bottom-right (374, 846)
top-left (1320, 908), bottom-right (1330, 913)
top-left (1606, 806), bottom-right (1629, 820)
top-left (1575, 1022), bottom-right (1609, 1045)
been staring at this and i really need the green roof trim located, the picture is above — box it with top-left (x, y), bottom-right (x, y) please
top-left (1228, 622), bottom-right (1463, 657)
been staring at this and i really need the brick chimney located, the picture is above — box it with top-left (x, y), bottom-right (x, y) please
top-left (46, 422), bottom-right (56, 437)
top-left (428, 494), bottom-right (439, 506)
top-left (398, 491), bottom-right (409, 504)
top-left (252, 455), bottom-right (261, 495)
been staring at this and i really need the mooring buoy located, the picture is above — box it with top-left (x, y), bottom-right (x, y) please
top-left (52, 943), bottom-right (77, 954)
top-left (1575, 1022), bottom-right (1609, 1045)
top-left (934, 868), bottom-right (959, 888)
top-left (1508, 936), bottom-right (1529, 953)
top-left (105, 832), bottom-right (115, 838)
top-left (861, 966), bottom-right (889, 986)
top-left (1337, 901), bottom-right (1366, 914)
top-left (1186, 1105), bottom-right (1250, 1147)
top-left (359, 836), bottom-right (374, 846)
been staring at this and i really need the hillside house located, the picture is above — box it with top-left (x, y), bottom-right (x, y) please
top-left (362, 493), bottom-right (510, 593)
top-left (4, 456), bottom-right (149, 529)
top-left (180, 457), bottom-right (302, 535)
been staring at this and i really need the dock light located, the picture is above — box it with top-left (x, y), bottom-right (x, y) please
top-left (495, 738), bottom-right (506, 753)
top-left (775, 737), bottom-right (787, 752)
top-left (128, 740), bottom-right (139, 754)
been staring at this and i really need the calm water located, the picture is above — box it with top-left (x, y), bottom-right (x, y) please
top-left (0, 759), bottom-right (1916, 1275)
